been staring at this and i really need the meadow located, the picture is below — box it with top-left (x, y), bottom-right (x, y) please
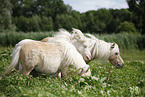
top-left (0, 32), bottom-right (145, 97)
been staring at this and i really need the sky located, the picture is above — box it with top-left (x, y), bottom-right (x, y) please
top-left (63, 0), bottom-right (129, 13)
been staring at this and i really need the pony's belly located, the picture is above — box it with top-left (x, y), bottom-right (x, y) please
top-left (34, 52), bottom-right (62, 74)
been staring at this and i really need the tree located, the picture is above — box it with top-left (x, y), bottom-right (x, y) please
top-left (55, 14), bottom-right (79, 30)
top-left (127, 0), bottom-right (145, 34)
top-left (40, 16), bottom-right (54, 31)
top-left (108, 9), bottom-right (133, 33)
top-left (116, 21), bottom-right (137, 33)
top-left (0, 0), bottom-right (12, 32)
top-left (96, 9), bottom-right (113, 33)
top-left (81, 9), bottom-right (113, 33)
top-left (11, 0), bottom-right (35, 17)
top-left (11, 0), bottom-right (71, 31)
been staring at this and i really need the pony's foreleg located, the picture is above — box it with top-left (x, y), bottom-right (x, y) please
top-left (81, 68), bottom-right (91, 76)
top-left (77, 65), bottom-right (91, 76)
top-left (49, 69), bottom-right (61, 78)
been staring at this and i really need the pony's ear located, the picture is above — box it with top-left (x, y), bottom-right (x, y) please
top-left (111, 42), bottom-right (115, 49)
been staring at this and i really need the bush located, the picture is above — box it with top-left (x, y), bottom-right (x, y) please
top-left (137, 35), bottom-right (145, 50)
top-left (40, 16), bottom-right (53, 31)
top-left (13, 15), bottom-right (54, 32)
top-left (55, 14), bottom-right (79, 31)
top-left (28, 15), bottom-right (41, 32)
top-left (14, 16), bottom-right (29, 32)
top-left (116, 21), bottom-right (138, 33)
top-left (0, 0), bottom-right (12, 32)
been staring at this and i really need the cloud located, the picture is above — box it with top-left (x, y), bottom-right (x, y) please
top-left (63, 0), bottom-right (128, 12)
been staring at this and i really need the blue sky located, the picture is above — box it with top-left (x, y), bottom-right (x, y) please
top-left (63, 0), bottom-right (128, 13)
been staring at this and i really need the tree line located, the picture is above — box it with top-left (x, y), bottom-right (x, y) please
top-left (0, 0), bottom-right (145, 34)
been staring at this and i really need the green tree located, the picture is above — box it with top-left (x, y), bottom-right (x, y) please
top-left (0, 0), bottom-right (12, 32)
top-left (116, 21), bottom-right (137, 33)
top-left (14, 16), bottom-right (29, 32)
top-left (81, 9), bottom-right (112, 33)
top-left (11, 0), bottom-right (35, 17)
top-left (40, 16), bottom-right (53, 31)
top-left (108, 9), bottom-right (133, 33)
top-left (11, 0), bottom-right (71, 31)
top-left (55, 14), bottom-right (79, 30)
top-left (127, 0), bottom-right (145, 34)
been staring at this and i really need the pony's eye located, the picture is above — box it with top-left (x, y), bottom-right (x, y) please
top-left (115, 53), bottom-right (118, 55)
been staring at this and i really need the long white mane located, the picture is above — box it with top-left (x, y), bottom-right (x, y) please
top-left (72, 29), bottom-right (120, 61)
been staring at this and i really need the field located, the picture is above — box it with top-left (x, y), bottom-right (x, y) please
top-left (0, 32), bottom-right (145, 97)
top-left (0, 47), bottom-right (144, 97)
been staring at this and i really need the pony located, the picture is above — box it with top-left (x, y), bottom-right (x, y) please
top-left (71, 28), bottom-right (124, 69)
top-left (2, 29), bottom-right (91, 77)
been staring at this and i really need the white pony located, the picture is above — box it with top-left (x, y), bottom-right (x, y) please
top-left (2, 29), bottom-right (91, 77)
top-left (71, 28), bottom-right (124, 69)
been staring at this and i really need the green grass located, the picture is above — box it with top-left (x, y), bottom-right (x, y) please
top-left (121, 49), bottom-right (145, 62)
top-left (0, 47), bottom-right (145, 97)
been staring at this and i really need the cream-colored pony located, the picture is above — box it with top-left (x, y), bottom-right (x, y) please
top-left (2, 30), bottom-right (91, 77)
top-left (72, 28), bottom-right (124, 69)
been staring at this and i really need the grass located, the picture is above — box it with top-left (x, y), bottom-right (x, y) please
top-left (121, 49), bottom-right (145, 62)
top-left (0, 47), bottom-right (144, 97)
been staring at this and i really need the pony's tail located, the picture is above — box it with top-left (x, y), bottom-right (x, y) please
top-left (2, 39), bottom-right (34, 77)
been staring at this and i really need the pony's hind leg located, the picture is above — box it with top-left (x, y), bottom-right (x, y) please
top-left (22, 65), bottom-right (34, 76)
top-left (21, 61), bottom-right (34, 76)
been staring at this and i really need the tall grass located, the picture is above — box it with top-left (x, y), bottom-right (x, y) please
top-left (0, 31), bottom-right (145, 50)
top-left (94, 33), bottom-right (145, 50)
top-left (0, 31), bottom-right (54, 46)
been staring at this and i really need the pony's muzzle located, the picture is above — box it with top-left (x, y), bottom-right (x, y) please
top-left (116, 63), bottom-right (124, 69)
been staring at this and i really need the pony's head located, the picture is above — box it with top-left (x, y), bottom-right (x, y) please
top-left (72, 28), bottom-right (124, 69)
top-left (109, 43), bottom-right (124, 69)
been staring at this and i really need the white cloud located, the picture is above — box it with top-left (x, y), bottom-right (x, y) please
top-left (63, 0), bottom-right (128, 13)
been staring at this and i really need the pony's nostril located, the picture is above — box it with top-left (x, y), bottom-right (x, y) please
top-left (116, 64), bottom-right (122, 69)
top-left (121, 64), bottom-right (124, 68)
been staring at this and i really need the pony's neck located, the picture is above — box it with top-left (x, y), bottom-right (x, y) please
top-left (90, 39), bottom-right (111, 60)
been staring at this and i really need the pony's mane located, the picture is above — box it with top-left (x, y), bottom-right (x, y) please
top-left (85, 33), bottom-right (106, 44)
top-left (85, 33), bottom-right (97, 40)
top-left (53, 29), bottom-right (72, 42)
top-left (85, 33), bottom-right (119, 60)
